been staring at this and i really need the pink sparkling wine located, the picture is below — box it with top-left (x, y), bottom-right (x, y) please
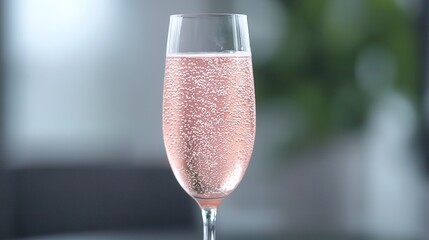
top-left (163, 53), bottom-right (255, 205)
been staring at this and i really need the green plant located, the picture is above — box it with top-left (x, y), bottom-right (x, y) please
top-left (255, 0), bottom-right (419, 151)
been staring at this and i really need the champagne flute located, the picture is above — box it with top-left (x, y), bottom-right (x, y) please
top-left (162, 14), bottom-right (255, 240)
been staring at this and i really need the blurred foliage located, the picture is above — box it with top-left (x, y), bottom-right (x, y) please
top-left (255, 0), bottom-right (419, 151)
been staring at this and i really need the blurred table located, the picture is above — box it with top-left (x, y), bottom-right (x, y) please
top-left (17, 231), bottom-right (378, 240)
top-left (20, 232), bottom-right (194, 240)
top-left (20, 231), bottom-right (406, 240)
top-left (19, 231), bottom-right (284, 240)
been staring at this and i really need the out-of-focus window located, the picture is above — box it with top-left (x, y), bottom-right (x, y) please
top-left (4, 0), bottom-right (208, 167)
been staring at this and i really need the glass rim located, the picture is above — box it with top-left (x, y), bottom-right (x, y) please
top-left (170, 13), bottom-right (247, 18)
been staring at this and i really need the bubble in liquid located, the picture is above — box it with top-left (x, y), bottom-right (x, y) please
top-left (163, 54), bottom-right (255, 199)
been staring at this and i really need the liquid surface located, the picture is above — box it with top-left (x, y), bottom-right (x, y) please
top-left (163, 54), bottom-right (255, 201)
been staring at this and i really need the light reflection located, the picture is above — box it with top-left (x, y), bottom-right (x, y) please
top-left (355, 45), bottom-right (396, 95)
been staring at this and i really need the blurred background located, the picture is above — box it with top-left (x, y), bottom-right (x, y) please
top-left (0, 0), bottom-right (427, 239)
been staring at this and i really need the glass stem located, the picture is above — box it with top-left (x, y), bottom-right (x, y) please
top-left (202, 207), bottom-right (217, 240)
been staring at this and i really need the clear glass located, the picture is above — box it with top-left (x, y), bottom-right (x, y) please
top-left (163, 14), bottom-right (255, 240)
